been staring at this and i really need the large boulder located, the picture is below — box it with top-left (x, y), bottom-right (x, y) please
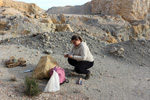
top-left (40, 18), bottom-right (53, 24)
top-left (56, 24), bottom-right (73, 32)
top-left (91, 0), bottom-right (150, 21)
top-left (33, 56), bottom-right (59, 79)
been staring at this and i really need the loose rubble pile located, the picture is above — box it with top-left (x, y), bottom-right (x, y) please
top-left (105, 40), bottom-right (150, 66)
top-left (109, 45), bottom-right (125, 57)
top-left (0, 31), bottom-right (106, 55)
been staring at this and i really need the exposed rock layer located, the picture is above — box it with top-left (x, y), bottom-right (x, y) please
top-left (0, 0), bottom-right (42, 14)
top-left (91, 0), bottom-right (150, 21)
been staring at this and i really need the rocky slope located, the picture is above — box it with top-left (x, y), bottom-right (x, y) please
top-left (46, 2), bottom-right (92, 15)
top-left (1, 32), bottom-right (150, 100)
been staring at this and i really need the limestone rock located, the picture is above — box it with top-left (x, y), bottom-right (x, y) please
top-left (41, 13), bottom-right (48, 18)
top-left (109, 45), bottom-right (125, 57)
top-left (130, 21), bottom-right (149, 40)
top-left (0, 0), bottom-right (42, 14)
top-left (0, 7), bottom-right (24, 16)
top-left (56, 24), bottom-right (73, 32)
top-left (102, 32), bottom-right (118, 43)
top-left (46, 2), bottom-right (92, 14)
top-left (25, 14), bottom-right (34, 19)
top-left (40, 18), bottom-right (53, 24)
top-left (51, 17), bottom-right (61, 24)
top-left (91, 0), bottom-right (150, 21)
top-left (33, 55), bottom-right (59, 79)
top-left (0, 20), bottom-right (7, 30)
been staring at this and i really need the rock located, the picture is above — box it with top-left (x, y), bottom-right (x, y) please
top-left (10, 75), bottom-right (17, 81)
top-left (56, 24), bottom-right (73, 32)
top-left (110, 47), bottom-right (118, 53)
top-left (46, 2), bottom-right (92, 15)
top-left (41, 13), bottom-right (48, 18)
top-left (35, 14), bottom-right (40, 19)
top-left (109, 45), bottom-right (124, 57)
top-left (0, 0), bottom-right (42, 14)
top-left (148, 49), bottom-right (150, 54)
top-left (102, 32), bottom-right (118, 43)
top-left (25, 14), bottom-right (34, 19)
top-left (21, 30), bottom-right (31, 35)
top-left (0, 7), bottom-right (24, 16)
top-left (40, 18), bottom-right (53, 24)
top-left (91, 0), bottom-right (150, 21)
top-left (0, 20), bottom-right (7, 30)
top-left (51, 17), bottom-right (61, 24)
top-left (146, 78), bottom-right (150, 81)
top-left (130, 21), bottom-right (149, 40)
top-left (43, 49), bottom-right (53, 54)
top-left (33, 55), bottom-right (59, 79)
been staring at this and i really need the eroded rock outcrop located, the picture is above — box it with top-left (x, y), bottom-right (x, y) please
top-left (0, 0), bottom-right (42, 14)
top-left (0, 7), bottom-right (24, 16)
top-left (46, 2), bottom-right (92, 14)
top-left (130, 21), bottom-right (149, 40)
top-left (91, 0), bottom-right (150, 21)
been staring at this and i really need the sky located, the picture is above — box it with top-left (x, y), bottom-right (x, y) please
top-left (14, 0), bottom-right (91, 10)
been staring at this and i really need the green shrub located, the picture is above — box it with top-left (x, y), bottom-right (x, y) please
top-left (24, 76), bottom-right (40, 96)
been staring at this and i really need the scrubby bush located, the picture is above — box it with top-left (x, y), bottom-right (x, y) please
top-left (24, 76), bottom-right (40, 96)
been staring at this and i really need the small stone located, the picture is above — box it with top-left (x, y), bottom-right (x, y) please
top-left (110, 47), bottom-right (117, 53)
top-left (43, 49), bottom-right (53, 54)
top-left (113, 76), bottom-right (116, 79)
top-left (94, 51), bottom-right (98, 54)
top-left (148, 49), bottom-right (150, 54)
top-left (100, 73), bottom-right (103, 75)
top-left (146, 78), bottom-right (150, 81)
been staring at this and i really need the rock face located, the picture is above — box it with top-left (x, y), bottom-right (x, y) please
top-left (33, 56), bottom-right (59, 79)
top-left (130, 21), bottom-right (149, 40)
top-left (0, 0), bottom-right (42, 14)
top-left (0, 7), bottom-right (24, 16)
top-left (46, 2), bottom-right (92, 14)
top-left (91, 0), bottom-right (150, 21)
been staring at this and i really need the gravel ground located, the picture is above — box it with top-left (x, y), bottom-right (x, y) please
top-left (0, 34), bottom-right (150, 100)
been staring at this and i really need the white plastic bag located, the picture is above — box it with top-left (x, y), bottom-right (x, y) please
top-left (44, 70), bottom-right (60, 92)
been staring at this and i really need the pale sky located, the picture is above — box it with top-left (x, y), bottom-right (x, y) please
top-left (14, 0), bottom-right (91, 10)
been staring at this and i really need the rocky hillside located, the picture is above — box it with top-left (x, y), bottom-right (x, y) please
top-left (0, 0), bottom-right (42, 14)
top-left (46, 2), bottom-right (92, 15)
top-left (47, 0), bottom-right (150, 22)
top-left (0, 0), bottom-right (149, 43)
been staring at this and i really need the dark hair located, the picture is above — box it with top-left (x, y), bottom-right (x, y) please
top-left (71, 35), bottom-right (83, 42)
